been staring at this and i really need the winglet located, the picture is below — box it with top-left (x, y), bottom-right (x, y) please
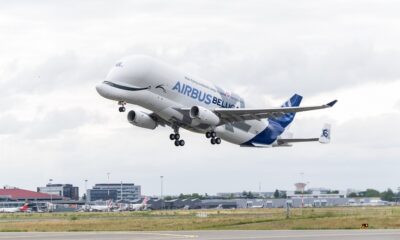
top-left (326, 100), bottom-right (338, 107)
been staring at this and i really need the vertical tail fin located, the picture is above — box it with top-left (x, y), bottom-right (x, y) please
top-left (19, 203), bottom-right (29, 212)
top-left (142, 196), bottom-right (148, 206)
top-left (107, 200), bottom-right (113, 209)
top-left (270, 94), bottom-right (303, 128)
top-left (319, 124), bottom-right (331, 144)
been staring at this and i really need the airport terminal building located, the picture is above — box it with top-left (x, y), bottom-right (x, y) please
top-left (0, 188), bottom-right (64, 202)
top-left (87, 183), bottom-right (141, 202)
top-left (37, 184), bottom-right (79, 200)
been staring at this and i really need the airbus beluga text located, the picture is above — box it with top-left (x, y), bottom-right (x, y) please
top-left (96, 55), bottom-right (337, 147)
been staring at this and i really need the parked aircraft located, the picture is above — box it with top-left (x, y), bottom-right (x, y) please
top-left (0, 203), bottom-right (29, 213)
top-left (88, 200), bottom-right (113, 212)
top-left (96, 55), bottom-right (336, 147)
top-left (130, 197), bottom-right (148, 211)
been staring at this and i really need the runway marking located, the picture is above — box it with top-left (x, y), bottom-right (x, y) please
top-left (131, 232), bottom-right (198, 239)
top-left (0, 232), bottom-right (198, 239)
top-left (0, 234), bottom-right (63, 239)
top-left (204, 231), bottom-right (400, 239)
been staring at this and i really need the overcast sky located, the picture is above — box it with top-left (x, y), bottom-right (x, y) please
top-left (1, 0), bottom-right (399, 196)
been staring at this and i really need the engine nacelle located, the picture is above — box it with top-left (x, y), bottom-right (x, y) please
top-left (189, 106), bottom-right (220, 126)
top-left (127, 110), bottom-right (157, 130)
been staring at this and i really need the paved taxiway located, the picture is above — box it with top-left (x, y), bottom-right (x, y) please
top-left (0, 230), bottom-right (400, 240)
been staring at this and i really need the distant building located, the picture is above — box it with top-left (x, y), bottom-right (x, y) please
top-left (216, 192), bottom-right (274, 198)
top-left (0, 187), bottom-right (63, 202)
top-left (294, 182), bottom-right (307, 192)
top-left (87, 189), bottom-right (118, 202)
top-left (87, 183), bottom-right (141, 202)
top-left (37, 184), bottom-right (79, 200)
top-left (287, 187), bottom-right (346, 199)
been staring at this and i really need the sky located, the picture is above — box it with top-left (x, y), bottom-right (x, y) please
top-left (0, 0), bottom-right (400, 196)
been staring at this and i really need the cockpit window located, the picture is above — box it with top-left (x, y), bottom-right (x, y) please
top-left (115, 62), bottom-right (123, 67)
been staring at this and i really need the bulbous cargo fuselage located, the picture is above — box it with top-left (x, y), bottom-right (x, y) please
top-left (96, 55), bottom-right (266, 145)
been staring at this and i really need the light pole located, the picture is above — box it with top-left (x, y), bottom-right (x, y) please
top-left (120, 181), bottom-right (123, 202)
top-left (160, 176), bottom-right (164, 210)
top-left (300, 172), bottom-right (304, 208)
top-left (49, 179), bottom-right (53, 212)
top-left (84, 179), bottom-right (88, 204)
top-left (397, 187), bottom-right (400, 205)
top-left (107, 172), bottom-right (110, 199)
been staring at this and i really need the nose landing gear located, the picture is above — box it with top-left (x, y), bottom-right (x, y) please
top-left (206, 131), bottom-right (221, 145)
top-left (118, 101), bottom-right (126, 112)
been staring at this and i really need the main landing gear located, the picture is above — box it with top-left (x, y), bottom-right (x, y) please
top-left (206, 131), bottom-right (221, 145)
top-left (118, 101), bottom-right (126, 112)
top-left (169, 129), bottom-right (185, 147)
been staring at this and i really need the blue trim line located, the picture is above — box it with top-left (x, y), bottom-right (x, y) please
top-left (103, 81), bottom-right (150, 91)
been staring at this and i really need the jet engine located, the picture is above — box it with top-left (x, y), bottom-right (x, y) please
top-left (189, 106), bottom-right (220, 126)
top-left (127, 110), bottom-right (157, 129)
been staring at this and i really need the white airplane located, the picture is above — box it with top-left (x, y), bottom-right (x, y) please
top-left (130, 197), bottom-right (148, 211)
top-left (0, 203), bottom-right (29, 213)
top-left (88, 200), bottom-right (113, 212)
top-left (96, 55), bottom-right (336, 147)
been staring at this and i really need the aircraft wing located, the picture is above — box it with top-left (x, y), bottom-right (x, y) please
top-left (214, 100), bottom-right (337, 124)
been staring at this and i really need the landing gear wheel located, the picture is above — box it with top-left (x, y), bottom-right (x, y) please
top-left (211, 138), bottom-right (216, 145)
top-left (215, 138), bottom-right (222, 144)
top-left (206, 132), bottom-right (212, 138)
top-left (174, 140), bottom-right (180, 146)
top-left (169, 134), bottom-right (175, 140)
top-left (118, 101), bottom-right (126, 112)
top-left (174, 133), bottom-right (180, 140)
top-left (211, 132), bottom-right (217, 138)
top-left (179, 140), bottom-right (185, 146)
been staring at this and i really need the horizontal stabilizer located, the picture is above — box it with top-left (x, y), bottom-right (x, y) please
top-left (319, 124), bottom-right (331, 144)
top-left (276, 124), bottom-right (331, 146)
top-left (277, 138), bottom-right (319, 144)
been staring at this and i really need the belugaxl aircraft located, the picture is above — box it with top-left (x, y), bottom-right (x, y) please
top-left (96, 55), bottom-right (337, 147)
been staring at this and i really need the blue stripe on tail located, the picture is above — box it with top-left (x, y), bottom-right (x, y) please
top-left (241, 94), bottom-right (303, 146)
top-left (270, 94), bottom-right (302, 128)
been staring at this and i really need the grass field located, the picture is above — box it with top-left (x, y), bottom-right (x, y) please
top-left (1, 207), bottom-right (400, 232)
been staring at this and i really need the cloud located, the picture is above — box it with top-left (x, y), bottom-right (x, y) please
top-left (0, 108), bottom-right (104, 139)
top-left (0, 114), bottom-right (23, 135)
top-left (164, 41), bottom-right (400, 99)
top-left (396, 100), bottom-right (400, 110)
top-left (1, 0), bottom-right (400, 195)
top-left (0, 53), bottom-right (112, 96)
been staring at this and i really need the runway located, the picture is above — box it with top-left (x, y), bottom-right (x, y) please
top-left (0, 230), bottom-right (400, 240)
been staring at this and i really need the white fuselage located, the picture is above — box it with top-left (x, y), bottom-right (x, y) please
top-left (0, 207), bottom-right (20, 213)
top-left (89, 205), bottom-right (110, 212)
top-left (96, 55), bottom-right (269, 145)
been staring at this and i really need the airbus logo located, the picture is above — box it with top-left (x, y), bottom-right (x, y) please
top-left (172, 81), bottom-right (235, 108)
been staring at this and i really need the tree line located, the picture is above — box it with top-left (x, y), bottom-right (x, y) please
top-left (162, 188), bottom-right (399, 202)
top-left (348, 188), bottom-right (398, 201)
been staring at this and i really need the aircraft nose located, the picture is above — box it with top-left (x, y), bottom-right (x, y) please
top-left (96, 82), bottom-right (105, 95)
